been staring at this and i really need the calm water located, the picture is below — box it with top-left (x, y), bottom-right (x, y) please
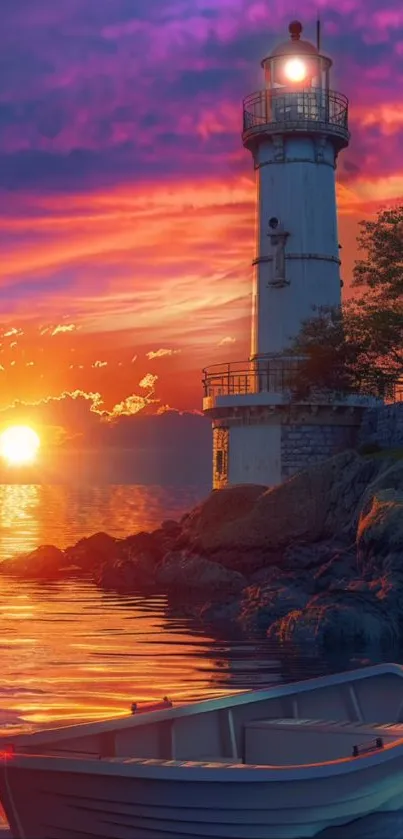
top-left (0, 484), bottom-right (401, 837)
top-left (0, 482), bottom-right (387, 729)
top-left (0, 483), bottom-right (207, 561)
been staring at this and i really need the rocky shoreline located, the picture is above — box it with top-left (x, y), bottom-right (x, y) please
top-left (1, 450), bottom-right (403, 652)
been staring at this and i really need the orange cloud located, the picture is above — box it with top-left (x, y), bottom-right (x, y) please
top-left (3, 328), bottom-right (23, 338)
top-left (139, 373), bottom-right (158, 390)
top-left (218, 336), bottom-right (236, 346)
top-left (0, 387), bottom-right (159, 423)
top-left (146, 348), bottom-right (181, 359)
top-left (51, 324), bottom-right (77, 336)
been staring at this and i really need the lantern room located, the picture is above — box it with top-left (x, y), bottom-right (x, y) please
top-left (242, 19), bottom-right (349, 147)
top-left (261, 20), bottom-right (331, 93)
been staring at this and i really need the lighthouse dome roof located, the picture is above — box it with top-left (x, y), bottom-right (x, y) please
top-left (267, 21), bottom-right (318, 59)
top-left (271, 37), bottom-right (318, 57)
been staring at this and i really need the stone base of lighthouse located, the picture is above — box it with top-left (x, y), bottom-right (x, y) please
top-left (210, 403), bottom-right (365, 489)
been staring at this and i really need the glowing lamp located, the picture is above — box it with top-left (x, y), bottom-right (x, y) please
top-left (0, 744), bottom-right (15, 760)
top-left (283, 57), bottom-right (307, 83)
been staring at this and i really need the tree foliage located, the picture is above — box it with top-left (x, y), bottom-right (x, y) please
top-left (288, 205), bottom-right (403, 401)
top-left (353, 205), bottom-right (403, 301)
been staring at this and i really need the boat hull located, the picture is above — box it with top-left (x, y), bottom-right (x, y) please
top-left (3, 751), bottom-right (403, 839)
top-left (3, 664), bottom-right (403, 838)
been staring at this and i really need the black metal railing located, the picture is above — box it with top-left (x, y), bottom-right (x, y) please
top-left (203, 359), bottom-right (403, 404)
top-left (243, 87), bottom-right (349, 138)
top-left (202, 357), bottom-right (305, 398)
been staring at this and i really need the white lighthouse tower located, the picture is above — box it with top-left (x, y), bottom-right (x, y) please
top-left (203, 21), bottom-right (366, 489)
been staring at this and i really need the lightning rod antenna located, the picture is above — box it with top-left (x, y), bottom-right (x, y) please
top-left (316, 14), bottom-right (321, 51)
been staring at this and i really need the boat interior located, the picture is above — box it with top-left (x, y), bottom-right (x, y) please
top-left (5, 666), bottom-right (403, 768)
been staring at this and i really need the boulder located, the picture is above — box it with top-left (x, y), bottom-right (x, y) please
top-left (197, 597), bottom-right (243, 623)
top-left (181, 452), bottom-right (380, 553)
top-left (323, 455), bottom-right (385, 541)
top-left (155, 551), bottom-right (246, 595)
top-left (283, 540), bottom-right (349, 572)
top-left (353, 458), bottom-right (403, 531)
top-left (64, 531), bottom-right (120, 572)
top-left (356, 488), bottom-right (403, 576)
top-left (97, 553), bottom-right (157, 592)
top-left (313, 549), bottom-right (357, 593)
top-left (238, 582), bottom-right (310, 633)
top-left (160, 519), bottom-right (181, 536)
top-left (207, 546), bottom-right (282, 575)
top-left (248, 566), bottom-right (286, 586)
top-left (180, 484), bottom-right (267, 549)
top-left (167, 596), bottom-right (243, 624)
top-left (1, 545), bottom-right (64, 579)
top-left (268, 587), bottom-right (399, 649)
top-left (120, 530), bottom-right (167, 565)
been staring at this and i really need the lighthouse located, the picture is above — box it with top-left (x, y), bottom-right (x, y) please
top-left (203, 21), bottom-right (366, 489)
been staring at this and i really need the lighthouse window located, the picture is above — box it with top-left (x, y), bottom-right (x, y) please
top-left (216, 450), bottom-right (224, 474)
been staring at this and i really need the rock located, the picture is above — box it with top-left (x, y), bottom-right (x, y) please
top-left (97, 553), bottom-right (156, 592)
top-left (156, 551), bottom-right (247, 595)
top-left (160, 520), bottom-right (181, 536)
top-left (182, 451), bottom-right (380, 553)
top-left (95, 529), bottom-right (173, 592)
top-left (198, 597), bottom-right (243, 623)
top-left (353, 458), bottom-right (403, 532)
top-left (119, 531), bottom-right (165, 564)
top-left (268, 587), bottom-right (399, 649)
top-left (324, 456), bottom-right (384, 541)
top-left (64, 531), bottom-right (120, 572)
top-left (356, 488), bottom-right (403, 576)
top-left (208, 546), bottom-right (282, 575)
top-left (169, 596), bottom-right (243, 624)
top-left (248, 566), bottom-right (285, 586)
top-left (283, 540), bottom-right (348, 572)
top-left (180, 484), bottom-right (267, 549)
top-left (313, 549), bottom-right (357, 592)
top-left (1, 545), bottom-right (64, 579)
top-left (238, 582), bottom-right (310, 633)
top-left (78, 532), bottom-right (117, 556)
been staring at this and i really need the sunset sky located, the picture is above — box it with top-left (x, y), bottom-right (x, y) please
top-left (0, 0), bottom-right (402, 449)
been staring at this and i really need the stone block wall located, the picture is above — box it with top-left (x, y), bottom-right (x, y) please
top-left (281, 423), bottom-right (357, 479)
top-left (358, 402), bottom-right (403, 449)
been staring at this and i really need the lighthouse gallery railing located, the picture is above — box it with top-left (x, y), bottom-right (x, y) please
top-left (202, 357), bottom-right (305, 398)
top-left (203, 360), bottom-right (403, 403)
top-left (243, 88), bottom-right (349, 134)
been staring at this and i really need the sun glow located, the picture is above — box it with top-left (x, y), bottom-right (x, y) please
top-left (0, 426), bottom-right (40, 466)
top-left (284, 57), bottom-right (307, 83)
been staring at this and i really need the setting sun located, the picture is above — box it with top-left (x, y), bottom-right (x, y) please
top-left (0, 425), bottom-right (41, 466)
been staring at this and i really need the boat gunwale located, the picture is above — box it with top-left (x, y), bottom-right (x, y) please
top-left (4, 735), bottom-right (403, 783)
top-left (4, 662), bottom-right (403, 749)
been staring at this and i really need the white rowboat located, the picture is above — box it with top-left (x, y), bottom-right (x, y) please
top-left (2, 663), bottom-right (403, 838)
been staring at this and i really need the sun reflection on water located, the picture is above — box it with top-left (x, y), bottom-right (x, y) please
top-left (0, 483), bottom-right (204, 561)
top-left (0, 484), bottom-right (338, 736)
top-left (0, 577), bottom-right (249, 727)
top-left (0, 485), bottom-right (40, 557)
top-left (0, 483), bottom-right (247, 727)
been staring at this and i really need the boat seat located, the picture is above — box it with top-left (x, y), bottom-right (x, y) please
top-left (244, 718), bottom-right (403, 766)
top-left (104, 756), bottom-right (240, 766)
top-left (105, 754), bottom-right (239, 764)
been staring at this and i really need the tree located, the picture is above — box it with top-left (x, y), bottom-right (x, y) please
top-left (353, 205), bottom-right (403, 302)
top-left (288, 205), bottom-right (403, 401)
